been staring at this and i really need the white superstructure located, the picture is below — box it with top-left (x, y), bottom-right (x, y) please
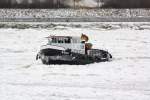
top-left (46, 36), bottom-right (85, 54)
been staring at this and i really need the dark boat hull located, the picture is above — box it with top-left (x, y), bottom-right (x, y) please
top-left (36, 48), bottom-right (112, 65)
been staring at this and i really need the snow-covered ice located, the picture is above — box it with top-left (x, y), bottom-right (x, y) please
top-left (0, 22), bottom-right (150, 100)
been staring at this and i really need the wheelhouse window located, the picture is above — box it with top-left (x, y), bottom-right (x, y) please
top-left (52, 38), bottom-right (57, 43)
top-left (64, 37), bottom-right (71, 43)
top-left (51, 37), bottom-right (71, 44)
top-left (58, 38), bottom-right (64, 43)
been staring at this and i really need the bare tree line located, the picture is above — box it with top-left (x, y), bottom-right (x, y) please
top-left (0, 0), bottom-right (150, 8)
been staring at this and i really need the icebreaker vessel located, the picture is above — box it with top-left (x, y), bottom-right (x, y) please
top-left (36, 34), bottom-right (112, 65)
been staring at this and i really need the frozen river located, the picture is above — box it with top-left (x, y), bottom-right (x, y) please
top-left (0, 22), bottom-right (150, 100)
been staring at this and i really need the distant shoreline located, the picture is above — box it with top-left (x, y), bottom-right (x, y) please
top-left (0, 9), bottom-right (150, 22)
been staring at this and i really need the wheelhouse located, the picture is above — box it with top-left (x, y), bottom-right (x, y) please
top-left (46, 36), bottom-right (85, 54)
